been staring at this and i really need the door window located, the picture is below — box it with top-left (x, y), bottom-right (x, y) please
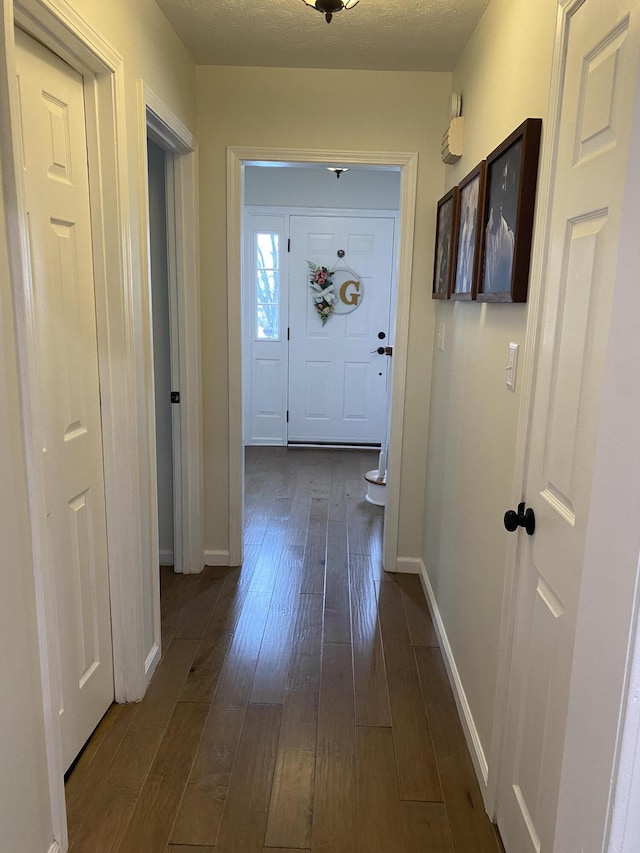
top-left (255, 232), bottom-right (280, 340)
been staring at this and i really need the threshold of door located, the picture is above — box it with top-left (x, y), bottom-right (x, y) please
top-left (287, 441), bottom-right (382, 451)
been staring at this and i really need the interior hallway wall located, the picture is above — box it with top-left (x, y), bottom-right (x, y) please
top-left (422, 0), bottom-right (558, 781)
top-left (197, 65), bottom-right (451, 558)
top-left (0, 0), bottom-right (195, 847)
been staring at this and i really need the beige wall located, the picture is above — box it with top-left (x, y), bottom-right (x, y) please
top-left (196, 65), bottom-right (451, 556)
top-left (423, 0), bottom-right (558, 766)
top-left (71, 0), bottom-right (195, 130)
top-left (0, 1), bottom-right (195, 848)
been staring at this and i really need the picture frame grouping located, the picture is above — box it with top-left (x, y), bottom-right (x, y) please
top-left (432, 117), bottom-right (542, 303)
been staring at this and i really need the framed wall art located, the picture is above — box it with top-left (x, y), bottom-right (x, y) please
top-left (451, 161), bottom-right (486, 301)
top-left (477, 118), bottom-right (542, 303)
top-left (432, 186), bottom-right (460, 299)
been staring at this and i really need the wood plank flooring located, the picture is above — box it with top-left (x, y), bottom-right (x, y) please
top-left (66, 447), bottom-right (504, 853)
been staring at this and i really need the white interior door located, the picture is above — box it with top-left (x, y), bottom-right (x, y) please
top-left (16, 28), bottom-right (114, 771)
top-left (288, 215), bottom-right (395, 445)
top-left (497, 2), bottom-right (640, 850)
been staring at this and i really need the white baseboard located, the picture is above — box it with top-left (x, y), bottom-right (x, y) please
top-left (417, 559), bottom-right (491, 800)
top-left (144, 642), bottom-right (161, 684)
top-left (203, 549), bottom-right (231, 566)
top-left (159, 549), bottom-right (174, 565)
top-left (394, 556), bottom-right (422, 574)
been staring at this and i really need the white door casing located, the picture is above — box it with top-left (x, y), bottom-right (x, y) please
top-left (141, 84), bottom-right (203, 582)
top-left (288, 215), bottom-right (395, 445)
top-left (496, 2), bottom-right (640, 851)
top-left (15, 27), bottom-right (114, 772)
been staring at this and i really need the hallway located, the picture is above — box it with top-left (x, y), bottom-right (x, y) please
top-left (65, 447), bottom-right (503, 852)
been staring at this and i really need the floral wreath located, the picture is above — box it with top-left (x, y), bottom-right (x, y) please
top-left (307, 261), bottom-right (337, 325)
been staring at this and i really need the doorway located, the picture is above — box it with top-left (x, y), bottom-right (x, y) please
top-left (140, 87), bottom-right (204, 683)
top-left (228, 149), bottom-right (418, 569)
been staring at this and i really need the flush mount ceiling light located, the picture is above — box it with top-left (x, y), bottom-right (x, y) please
top-left (301, 0), bottom-right (360, 24)
top-left (327, 167), bottom-right (350, 179)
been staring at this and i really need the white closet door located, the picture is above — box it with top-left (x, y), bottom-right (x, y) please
top-left (16, 28), bottom-right (114, 770)
top-left (497, 2), bottom-right (640, 850)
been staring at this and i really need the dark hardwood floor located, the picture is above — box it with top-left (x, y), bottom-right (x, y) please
top-left (65, 446), bottom-right (504, 853)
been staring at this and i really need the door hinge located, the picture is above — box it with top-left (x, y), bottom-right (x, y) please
top-left (287, 327), bottom-right (290, 341)
top-left (170, 391), bottom-right (180, 404)
top-left (287, 238), bottom-right (291, 253)
top-left (286, 410), bottom-right (289, 423)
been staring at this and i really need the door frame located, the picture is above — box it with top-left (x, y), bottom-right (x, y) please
top-left (489, 2), bottom-right (640, 850)
top-left (227, 147), bottom-right (418, 569)
top-left (242, 204), bottom-right (400, 448)
top-left (1, 1), bottom-right (153, 847)
top-left (137, 83), bottom-right (203, 676)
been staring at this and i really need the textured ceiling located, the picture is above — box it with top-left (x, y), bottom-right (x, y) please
top-left (156, 0), bottom-right (491, 72)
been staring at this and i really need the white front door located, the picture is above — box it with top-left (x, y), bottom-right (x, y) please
top-left (497, 1), bottom-right (640, 850)
top-left (16, 29), bottom-right (114, 771)
top-left (288, 215), bottom-right (395, 445)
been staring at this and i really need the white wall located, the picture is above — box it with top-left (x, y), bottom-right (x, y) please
top-left (245, 164), bottom-right (401, 209)
top-left (422, 0), bottom-right (558, 779)
top-left (148, 138), bottom-right (174, 565)
top-left (197, 65), bottom-right (451, 557)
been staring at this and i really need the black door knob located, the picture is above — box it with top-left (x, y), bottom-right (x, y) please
top-left (504, 501), bottom-right (535, 535)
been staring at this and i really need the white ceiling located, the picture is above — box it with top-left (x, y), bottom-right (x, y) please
top-left (155, 0), bottom-right (491, 72)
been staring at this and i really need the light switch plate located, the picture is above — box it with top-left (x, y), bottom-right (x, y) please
top-left (437, 322), bottom-right (445, 352)
top-left (506, 342), bottom-right (518, 391)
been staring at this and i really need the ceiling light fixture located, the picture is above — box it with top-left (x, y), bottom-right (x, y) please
top-left (301, 0), bottom-right (360, 24)
top-left (327, 167), bottom-right (349, 179)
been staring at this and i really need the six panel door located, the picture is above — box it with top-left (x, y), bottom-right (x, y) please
top-left (497, 2), bottom-right (640, 849)
top-left (16, 28), bottom-right (114, 771)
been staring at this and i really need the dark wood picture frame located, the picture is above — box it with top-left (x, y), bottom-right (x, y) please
top-left (477, 118), bottom-right (542, 303)
top-left (451, 161), bottom-right (487, 301)
top-left (432, 186), bottom-right (460, 299)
